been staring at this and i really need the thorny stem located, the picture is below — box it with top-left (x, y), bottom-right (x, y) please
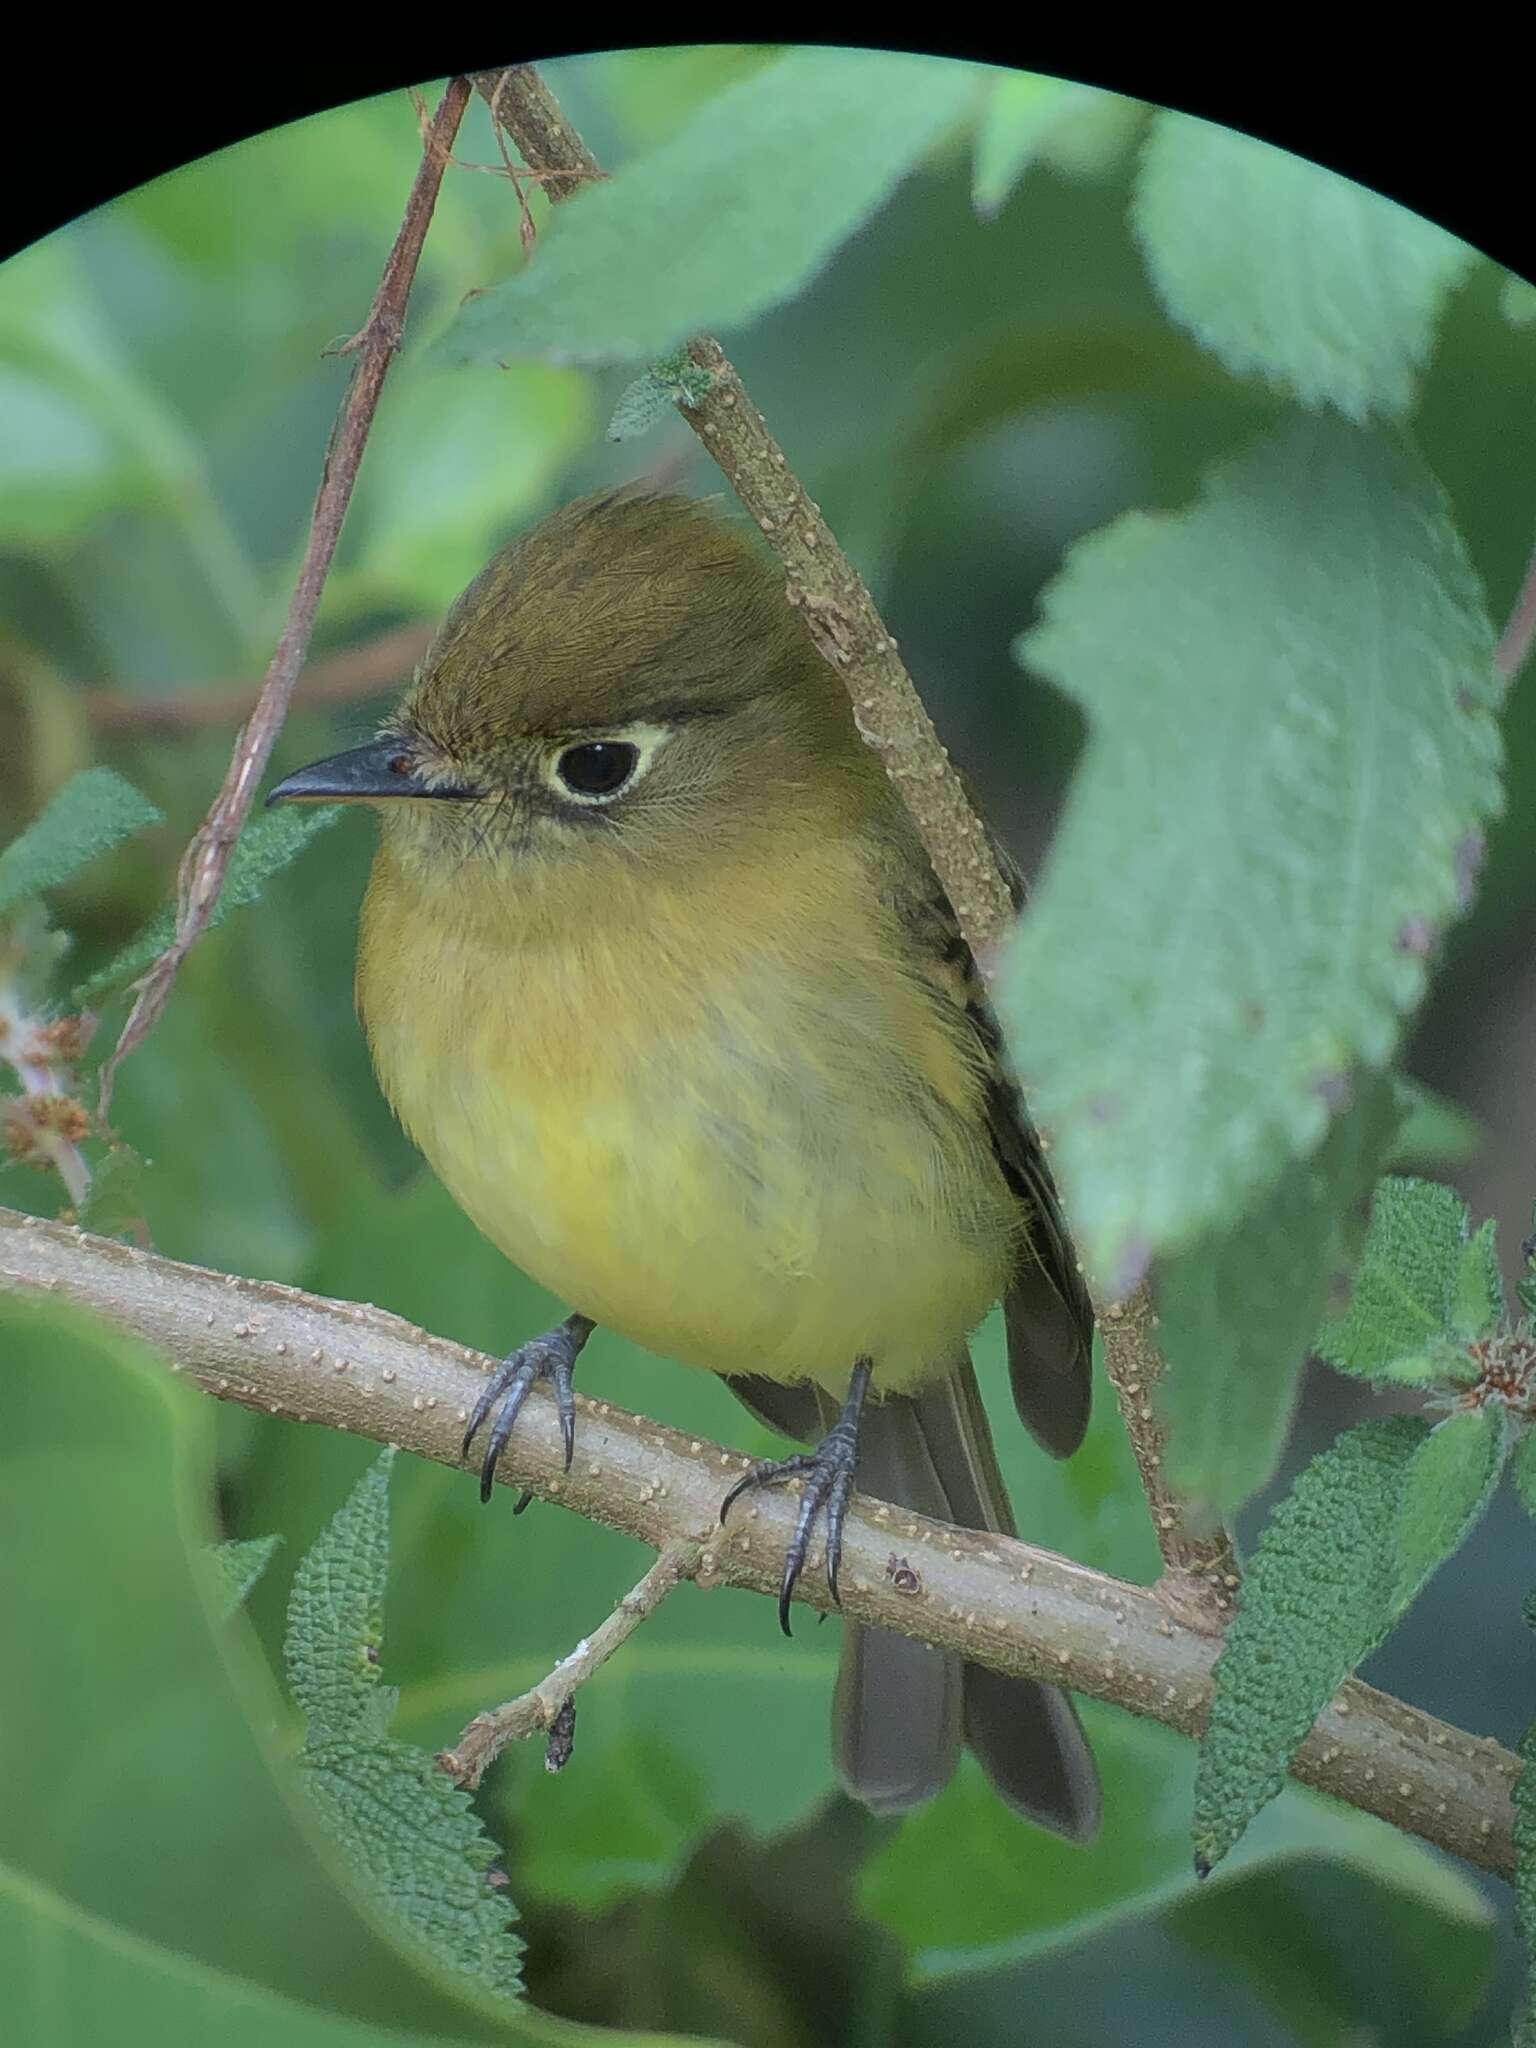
top-left (475, 63), bottom-right (1240, 1620)
top-left (437, 1538), bottom-right (701, 1788)
top-left (0, 1206), bottom-right (1517, 1882)
top-left (96, 77), bottom-right (473, 1117)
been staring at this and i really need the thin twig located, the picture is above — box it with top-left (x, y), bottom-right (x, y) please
top-left (0, 1205), bottom-right (1517, 1880)
top-left (82, 625), bottom-right (433, 736)
top-left (437, 1537), bottom-right (701, 1788)
top-left (475, 65), bottom-right (1239, 1618)
top-left (95, 79), bottom-right (473, 1117)
top-left (1495, 532), bottom-right (1536, 683)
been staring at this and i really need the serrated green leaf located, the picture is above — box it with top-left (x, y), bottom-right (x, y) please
top-left (1316, 1176), bottom-right (1478, 1380)
top-left (0, 767), bottom-right (162, 919)
top-left (1453, 1216), bottom-right (1503, 1339)
top-left (1392, 1406), bottom-right (1507, 1611)
top-left (286, 1449), bottom-right (395, 1742)
top-left (437, 48), bottom-right (979, 369)
top-left (1386, 1077), bottom-right (1482, 1169)
top-left (301, 1740), bottom-right (522, 2004)
top-left (607, 349), bottom-right (714, 440)
top-left (74, 803), bottom-right (339, 1006)
top-left (1134, 111), bottom-right (1476, 419)
top-left (1155, 1072), bottom-right (1398, 1514)
top-left (286, 1455), bottom-right (524, 2002)
top-left (1512, 1430), bottom-right (1536, 1523)
top-left (1366, 1345), bottom-right (1477, 1389)
top-left (204, 1534), bottom-right (281, 1619)
top-left (1002, 418), bottom-right (1500, 1290)
top-left (1194, 1415), bottom-right (1429, 1873)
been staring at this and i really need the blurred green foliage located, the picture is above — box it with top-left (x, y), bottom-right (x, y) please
top-left (2, 44), bottom-right (1533, 2048)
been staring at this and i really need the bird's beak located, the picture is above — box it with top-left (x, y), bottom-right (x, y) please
top-left (265, 738), bottom-right (474, 807)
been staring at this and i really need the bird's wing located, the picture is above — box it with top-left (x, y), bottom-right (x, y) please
top-left (892, 821), bottom-right (1095, 1458)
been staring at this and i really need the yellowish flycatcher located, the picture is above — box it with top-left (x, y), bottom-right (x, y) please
top-left (269, 489), bottom-right (1100, 1837)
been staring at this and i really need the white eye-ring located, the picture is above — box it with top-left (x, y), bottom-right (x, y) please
top-left (545, 723), bottom-right (669, 805)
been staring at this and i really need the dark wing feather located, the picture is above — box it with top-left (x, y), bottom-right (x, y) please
top-left (892, 825), bottom-right (1094, 1458)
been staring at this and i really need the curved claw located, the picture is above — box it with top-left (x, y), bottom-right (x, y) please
top-left (461, 1314), bottom-right (595, 1503)
top-left (550, 1356), bottom-right (577, 1472)
top-left (722, 1360), bottom-right (872, 1636)
top-left (479, 1361), bottom-right (538, 1502)
top-left (719, 1452), bottom-right (816, 1526)
top-left (461, 1375), bottom-right (503, 1463)
top-left (778, 1555), bottom-right (798, 1637)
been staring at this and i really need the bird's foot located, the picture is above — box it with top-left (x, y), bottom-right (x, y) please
top-left (719, 1359), bottom-right (872, 1635)
top-left (462, 1313), bottom-right (595, 1505)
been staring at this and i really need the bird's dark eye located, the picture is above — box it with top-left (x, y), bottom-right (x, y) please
top-left (555, 741), bottom-right (640, 799)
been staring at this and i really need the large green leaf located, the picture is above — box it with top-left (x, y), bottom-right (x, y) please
top-left (2, 1865), bottom-right (518, 2048)
top-left (437, 48), bottom-right (980, 369)
top-left (0, 1289), bottom-right (720, 2048)
top-left (904, 1841), bottom-right (1493, 2048)
top-left (1001, 416), bottom-right (1501, 1291)
top-left (3, 1859), bottom-right (713, 2048)
top-left (1193, 1417), bottom-right (1430, 1874)
top-left (1134, 111), bottom-right (1477, 419)
top-left (863, 1708), bottom-right (1489, 1994)
top-left (1154, 1071), bottom-right (1399, 1512)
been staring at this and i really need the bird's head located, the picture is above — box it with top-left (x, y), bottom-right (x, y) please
top-left (267, 491), bottom-right (872, 897)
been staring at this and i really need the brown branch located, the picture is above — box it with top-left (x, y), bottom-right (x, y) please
top-left (437, 1537), bottom-right (701, 1788)
top-left (475, 66), bottom-right (1238, 1618)
top-left (96, 79), bottom-right (473, 1118)
top-left (0, 1204), bottom-right (1517, 1879)
top-left (83, 625), bottom-right (434, 737)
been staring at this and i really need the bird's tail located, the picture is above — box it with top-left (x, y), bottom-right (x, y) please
top-left (831, 1360), bottom-right (1101, 1838)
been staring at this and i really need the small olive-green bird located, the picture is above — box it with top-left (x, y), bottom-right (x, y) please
top-left (269, 489), bottom-right (1100, 1838)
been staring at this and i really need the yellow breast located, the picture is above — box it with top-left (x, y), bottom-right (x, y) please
top-left (356, 835), bottom-right (1017, 1394)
